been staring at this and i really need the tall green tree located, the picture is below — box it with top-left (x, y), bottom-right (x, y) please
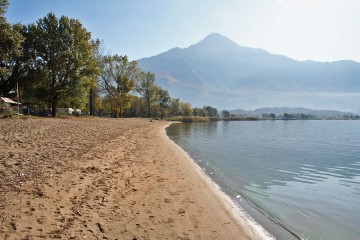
top-left (222, 110), bottom-right (230, 118)
top-left (124, 95), bottom-right (146, 117)
top-left (193, 105), bottom-right (218, 117)
top-left (136, 71), bottom-right (159, 117)
top-left (157, 87), bottom-right (171, 108)
top-left (23, 13), bottom-right (97, 116)
top-left (156, 87), bottom-right (171, 118)
top-left (88, 39), bottom-right (103, 115)
top-left (99, 55), bottom-right (138, 117)
top-left (0, 0), bottom-right (24, 97)
top-left (204, 105), bottom-right (218, 117)
top-left (169, 98), bottom-right (180, 116)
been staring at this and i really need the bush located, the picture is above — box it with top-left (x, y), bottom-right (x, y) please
top-left (0, 103), bottom-right (13, 118)
top-left (72, 111), bottom-right (80, 117)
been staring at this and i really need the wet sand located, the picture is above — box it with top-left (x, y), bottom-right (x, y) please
top-left (0, 117), bottom-right (272, 239)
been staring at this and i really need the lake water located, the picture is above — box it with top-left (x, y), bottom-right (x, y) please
top-left (166, 120), bottom-right (360, 240)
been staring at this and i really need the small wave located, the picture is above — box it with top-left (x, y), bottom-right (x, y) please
top-left (292, 177), bottom-right (317, 184)
top-left (339, 179), bottom-right (360, 185)
top-left (317, 171), bottom-right (343, 178)
top-left (337, 166), bottom-right (360, 171)
top-left (339, 183), bottom-right (352, 188)
top-left (277, 169), bottom-right (298, 175)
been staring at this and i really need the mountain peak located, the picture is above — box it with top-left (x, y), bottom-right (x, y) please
top-left (203, 32), bottom-right (230, 40)
top-left (196, 33), bottom-right (238, 48)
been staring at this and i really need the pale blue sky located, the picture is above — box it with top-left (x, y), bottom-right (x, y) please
top-left (6, 0), bottom-right (360, 62)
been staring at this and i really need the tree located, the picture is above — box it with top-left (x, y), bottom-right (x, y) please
top-left (261, 113), bottom-right (269, 119)
top-left (99, 54), bottom-right (138, 117)
top-left (205, 106), bottom-right (218, 117)
top-left (193, 107), bottom-right (202, 116)
top-left (22, 13), bottom-right (98, 116)
top-left (180, 102), bottom-right (193, 116)
top-left (283, 113), bottom-right (293, 120)
top-left (136, 71), bottom-right (158, 117)
top-left (0, 0), bottom-right (24, 97)
top-left (193, 106), bottom-right (218, 117)
top-left (169, 98), bottom-right (180, 116)
top-left (269, 113), bottom-right (276, 120)
top-left (124, 95), bottom-right (145, 117)
top-left (156, 87), bottom-right (171, 118)
top-left (222, 110), bottom-right (230, 118)
top-left (299, 113), bottom-right (308, 120)
top-left (88, 39), bottom-right (102, 115)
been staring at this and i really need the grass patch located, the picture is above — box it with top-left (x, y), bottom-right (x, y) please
top-left (166, 116), bottom-right (209, 122)
top-left (222, 116), bottom-right (260, 121)
top-left (208, 117), bottom-right (222, 121)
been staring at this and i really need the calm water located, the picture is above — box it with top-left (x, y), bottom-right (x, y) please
top-left (166, 120), bottom-right (360, 240)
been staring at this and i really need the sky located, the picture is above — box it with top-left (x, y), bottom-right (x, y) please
top-left (5, 0), bottom-right (360, 62)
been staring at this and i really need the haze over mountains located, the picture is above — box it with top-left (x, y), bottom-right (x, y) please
top-left (138, 33), bottom-right (360, 113)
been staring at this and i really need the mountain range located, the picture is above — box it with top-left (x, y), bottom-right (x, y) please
top-left (231, 107), bottom-right (352, 118)
top-left (137, 33), bottom-right (360, 113)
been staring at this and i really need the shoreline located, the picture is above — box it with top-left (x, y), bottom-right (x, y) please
top-left (165, 123), bottom-right (299, 240)
top-left (162, 123), bottom-right (275, 240)
top-left (1, 117), bottom-right (271, 239)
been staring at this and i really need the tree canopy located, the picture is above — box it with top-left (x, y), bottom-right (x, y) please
top-left (136, 71), bottom-right (158, 117)
top-left (22, 13), bottom-right (98, 116)
top-left (98, 55), bottom-right (138, 117)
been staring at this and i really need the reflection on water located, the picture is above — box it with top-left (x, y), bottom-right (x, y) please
top-left (167, 120), bottom-right (360, 240)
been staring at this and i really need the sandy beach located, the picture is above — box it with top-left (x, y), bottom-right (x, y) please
top-left (0, 117), bottom-right (271, 239)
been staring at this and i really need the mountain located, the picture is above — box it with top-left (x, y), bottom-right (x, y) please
top-left (138, 33), bottom-right (360, 112)
top-left (231, 107), bottom-right (352, 118)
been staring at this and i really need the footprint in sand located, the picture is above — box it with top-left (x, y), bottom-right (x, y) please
top-left (164, 198), bottom-right (172, 203)
top-left (36, 217), bottom-right (43, 224)
top-left (177, 208), bottom-right (186, 215)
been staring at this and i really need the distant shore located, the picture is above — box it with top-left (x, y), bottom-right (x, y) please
top-left (0, 117), bottom-right (272, 239)
top-left (166, 115), bottom-right (360, 123)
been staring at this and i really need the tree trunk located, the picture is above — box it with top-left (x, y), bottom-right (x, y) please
top-left (147, 93), bottom-right (151, 118)
top-left (51, 99), bottom-right (57, 117)
top-left (89, 87), bottom-right (94, 116)
top-left (50, 77), bottom-right (57, 117)
top-left (51, 93), bottom-right (58, 117)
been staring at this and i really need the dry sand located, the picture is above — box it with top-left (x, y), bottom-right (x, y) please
top-left (0, 117), bottom-right (271, 239)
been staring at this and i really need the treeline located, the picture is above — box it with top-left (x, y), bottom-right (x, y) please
top-left (222, 112), bottom-right (360, 121)
top-left (1, 0), bottom-right (217, 118)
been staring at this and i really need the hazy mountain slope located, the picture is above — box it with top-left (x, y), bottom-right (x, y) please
top-left (138, 33), bottom-right (360, 112)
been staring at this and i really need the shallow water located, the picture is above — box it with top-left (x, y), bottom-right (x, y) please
top-left (166, 120), bottom-right (360, 240)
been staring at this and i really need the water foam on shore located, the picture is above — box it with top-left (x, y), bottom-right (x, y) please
top-left (163, 124), bottom-right (275, 240)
